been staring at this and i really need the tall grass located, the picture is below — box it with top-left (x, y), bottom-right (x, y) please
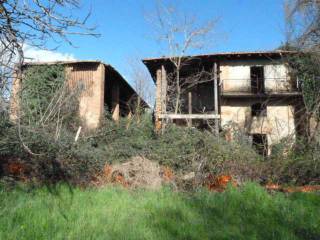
top-left (0, 183), bottom-right (319, 240)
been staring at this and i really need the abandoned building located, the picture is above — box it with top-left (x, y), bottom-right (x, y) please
top-left (143, 51), bottom-right (303, 156)
top-left (11, 60), bottom-right (148, 129)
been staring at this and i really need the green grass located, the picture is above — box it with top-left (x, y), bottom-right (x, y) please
top-left (0, 183), bottom-right (319, 240)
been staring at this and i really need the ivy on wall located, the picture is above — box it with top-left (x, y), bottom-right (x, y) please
top-left (20, 65), bottom-right (65, 123)
top-left (19, 64), bottom-right (81, 127)
top-left (289, 53), bottom-right (320, 121)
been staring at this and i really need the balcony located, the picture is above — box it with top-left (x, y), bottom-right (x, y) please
top-left (220, 77), bottom-right (301, 97)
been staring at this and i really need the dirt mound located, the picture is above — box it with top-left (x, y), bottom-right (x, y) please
top-left (106, 156), bottom-right (166, 190)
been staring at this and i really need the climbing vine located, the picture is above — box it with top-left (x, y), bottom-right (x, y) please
top-left (289, 53), bottom-right (320, 121)
top-left (19, 65), bottom-right (81, 128)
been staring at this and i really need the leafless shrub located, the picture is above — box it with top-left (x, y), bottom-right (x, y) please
top-left (146, 0), bottom-right (219, 115)
top-left (127, 57), bottom-right (155, 107)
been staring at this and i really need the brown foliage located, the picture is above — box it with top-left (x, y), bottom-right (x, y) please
top-left (4, 161), bottom-right (27, 176)
top-left (111, 171), bottom-right (129, 188)
top-left (265, 182), bottom-right (320, 193)
top-left (160, 166), bottom-right (174, 182)
top-left (205, 174), bottom-right (238, 192)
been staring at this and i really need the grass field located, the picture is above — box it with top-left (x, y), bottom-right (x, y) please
top-left (0, 183), bottom-right (319, 240)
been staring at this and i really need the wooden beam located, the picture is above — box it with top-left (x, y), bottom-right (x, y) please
top-left (160, 65), bottom-right (167, 133)
top-left (188, 92), bottom-right (192, 127)
top-left (155, 68), bottom-right (162, 131)
top-left (161, 65), bottom-right (167, 112)
top-left (158, 114), bottom-right (220, 119)
top-left (112, 83), bottom-right (120, 122)
top-left (213, 62), bottom-right (219, 134)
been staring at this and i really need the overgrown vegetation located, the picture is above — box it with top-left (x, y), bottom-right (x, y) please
top-left (79, 115), bottom-right (263, 184)
top-left (1, 64), bottom-right (320, 187)
top-left (292, 54), bottom-right (320, 121)
top-left (0, 183), bottom-right (319, 240)
top-left (19, 65), bottom-right (75, 124)
top-left (2, 109), bottom-right (320, 186)
top-left (0, 65), bottom-right (85, 183)
top-left (266, 139), bottom-right (320, 185)
top-left (1, 65), bottom-right (261, 185)
top-left (284, 1), bottom-right (320, 140)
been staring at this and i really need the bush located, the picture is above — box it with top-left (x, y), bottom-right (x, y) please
top-left (2, 108), bottom-right (320, 186)
top-left (265, 140), bottom-right (320, 185)
top-left (79, 116), bottom-right (262, 186)
top-left (0, 65), bottom-right (86, 183)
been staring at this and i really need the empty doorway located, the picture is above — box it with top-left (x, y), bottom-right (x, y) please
top-left (252, 134), bottom-right (268, 157)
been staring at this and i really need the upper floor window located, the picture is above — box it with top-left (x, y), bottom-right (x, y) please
top-left (251, 66), bottom-right (265, 94)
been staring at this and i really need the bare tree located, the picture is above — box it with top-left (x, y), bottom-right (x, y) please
top-left (127, 57), bottom-right (155, 107)
top-left (0, 0), bottom-right (99, 155)
top-left (147, 1), bottom-right (218, 116)
top-left (285, 0), bottom-right (320, 51)
top-left (284, 0), bottom-right (320, 141)
top-left (0, 0), bottom-right (99, 111)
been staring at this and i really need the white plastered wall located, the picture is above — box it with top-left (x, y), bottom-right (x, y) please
top-left (220, 59), bottom-right (292, 93)
top-left (221, 104), bottom-right (296, 154)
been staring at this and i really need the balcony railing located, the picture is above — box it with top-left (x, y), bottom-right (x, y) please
top-left (221, 77), bottom-right (300, 95)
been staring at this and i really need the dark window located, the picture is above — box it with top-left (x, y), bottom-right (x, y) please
top-left (252, 134), bottom-right (268, 157)
top-left (251, 66), bottom-right (264, 94)
top-left (251, 103), bottom-right (267, 117)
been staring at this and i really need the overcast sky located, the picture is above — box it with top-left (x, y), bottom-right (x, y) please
top-left (25, 0), bottom-right (287, 87)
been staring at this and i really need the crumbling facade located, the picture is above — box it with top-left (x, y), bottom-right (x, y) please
top-left (11, 61), bottom-right (147, 129)
top-left (143, 51), bottom-right (303, 156)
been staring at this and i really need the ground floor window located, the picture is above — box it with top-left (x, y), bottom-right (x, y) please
top-left (251, 102), bottom-right (267, 117)
top-left (252, 134), bottom-right (268, 157)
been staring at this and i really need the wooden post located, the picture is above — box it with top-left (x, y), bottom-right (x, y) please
top-left (112, 83), bottom-right (120, 122)
top-left (188, 91), bottom-right (192, 127)
top-left (99, 64), bottom-right (106, 126)
top-left (137, 95), bottom-right (141, 123)
top-left (161, 65), bottom-right (167, 132)
top-left (74, 126), bottom-right (82, 142)
top-left (214, 62), bottom-right (219, 135)
top-left (155, 69), bottom-right (162, 131)
top-left (155, 65), bottom-right (167, 132)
